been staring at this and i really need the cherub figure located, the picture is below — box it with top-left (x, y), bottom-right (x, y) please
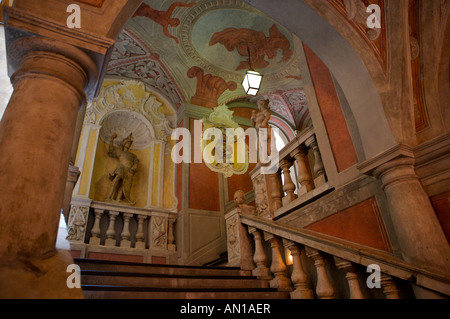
top-left (234, 190), bottom-right (255, 215)
top-left (133, 2), bottom-right (196, 43)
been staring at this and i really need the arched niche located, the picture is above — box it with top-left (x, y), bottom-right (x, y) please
top-left (73, 79), bottom-right (178, 211)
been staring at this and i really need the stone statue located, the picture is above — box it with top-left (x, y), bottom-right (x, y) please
top-left (234, 190), bottom-right (255, 215)
top-left (106, 132), bottom-right (139, 205)
top-left (251, 99), bottom-right (273, 157)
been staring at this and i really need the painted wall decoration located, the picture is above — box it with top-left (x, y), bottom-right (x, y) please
top-left (107, 29), bottom-right (185, 109)
top-left (305, 197), bottom-right (392, 253)
top-left (120, 0), bottom-right (307, 120)
top-left (189, 8), bottom-right (295, 76)
top-left (209, 24), bottom-right (293, 71)
top-left (408, 0), bottom-right (429, 132)
top-left (327, 0), bottom-right (387, 72)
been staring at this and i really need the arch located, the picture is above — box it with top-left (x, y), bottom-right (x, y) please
top-left (269, 116), bottom-right (296, 141)
top-left (242, 0), bottom-right (396, 161)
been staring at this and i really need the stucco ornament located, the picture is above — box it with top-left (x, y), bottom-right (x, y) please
top-left (201, 104), bottom-right (249, 178)
top-left (85, 79), bottom-right (175, 143)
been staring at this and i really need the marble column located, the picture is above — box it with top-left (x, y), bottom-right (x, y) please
top-left (0, 36), bottom-right (97, 257)
top-left (373, 156), bottom-right (450, 273)
top-left (0, 36), bottom-right (96, 298)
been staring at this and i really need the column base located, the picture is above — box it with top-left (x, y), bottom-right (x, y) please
top-left (89, 237), bottom-right (101, 245)
top-left (269, 275), bottom-right (293, 291)
top-left (120, 240), bottom-right (131, 248)
top-left (290, 287), bottom-right (314, 299)
top-left (314, 175), bottom-right (326, 188)
top-left (0, 250), bottom-right (84, 299)
top-left (252, 266), bottom-right (272, 279)
top-left (135, 242), bottom-right (146, 250)
top-left (105, 239), bottom-right (116, 247)
top-left (282, 193), bottom-right (298, 206)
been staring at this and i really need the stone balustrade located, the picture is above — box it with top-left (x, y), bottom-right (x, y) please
top-left (66, 198), bottom-right (177, 263)
top-left (224, 213), bottom-right (450, 299)
top-left (251, 126), bottom-right (331, 219)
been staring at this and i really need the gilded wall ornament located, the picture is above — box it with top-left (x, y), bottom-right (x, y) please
top-left (201, 104), bottom-right (249, 178)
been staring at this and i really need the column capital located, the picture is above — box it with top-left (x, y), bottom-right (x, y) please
top-left (279, 158), bottom-right (293, 171)
top-left (289, 145), bottom-right (307, 159)
top-left (7, 36), bottom-right (98, 104)
top-left (304, 134), bottom-right (317, 148)
top-left (357, 143), bottom-right (415, 175)
top-left (372, 156), bottom-right (417, 190)
top-left (3, 1), bottom-right (142, 101)
top-left (67, 165), bottom-right (81, 184)
top-left (333, 256), bottom-right (355, 273)
top-left (263, 231), bottom-right (277, 242)
top-left (137, 214), bottom-right (147, 221)
top-left (94, 208), bottom-right (104, 215)
top-left (305, 246), bottom-right (322, 260)
top-left (108, 211), bottom-right (120, 217)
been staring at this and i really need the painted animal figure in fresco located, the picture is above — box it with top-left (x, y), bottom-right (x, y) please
top-left (133, 2), bottom-right (196, 43)
top-left (209, 24), bottom-right (293, 71)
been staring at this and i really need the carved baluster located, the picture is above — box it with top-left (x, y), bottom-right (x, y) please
top-left (334, 257), bottom-right (364, 299)
top-left (105, 211), bottom-right (119, 246)
top-left (135, 215), bottom-right (147, 249)
top-left (306, 135), bottom-right (326, 187)
top-left (120, 213), bottom-right (133, 248)
top-left (270, 171), bottom-right (283, 211)
top-left (280, 159), bottom-right (298, 206)
top-left (168, 215), bottom-right (177, 251)
top-left (305, 247), bottom-right (334, 299)
top-left (291, 147), bottom-right (314, 195)
top-left (248, 226), bottom-right (272, 279)
top-left (264, 232), bottom-right (292, 290)
top-left (283, 240), bottom-right (314, 299)
top-left (381, 274), bottom-right (400, 299)
top-left (89, 208), bottom-right (104, 245)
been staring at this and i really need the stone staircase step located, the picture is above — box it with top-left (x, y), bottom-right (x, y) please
top-left (81, 270), bottom-right (270, 289)
top-left (75, 258), bottom-right (290, 300)
top-left (82, 286), bottom-right (290, 299)
top-left (74, 258), bottom-right (250, 277)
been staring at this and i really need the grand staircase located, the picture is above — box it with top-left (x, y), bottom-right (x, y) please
top-left (75, 258), bottom-right (291, 299)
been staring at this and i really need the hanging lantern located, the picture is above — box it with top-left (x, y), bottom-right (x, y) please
top-left (242, 69), bottom-right (263, 96)
top-left (242, 47), bottom-right (263, 96)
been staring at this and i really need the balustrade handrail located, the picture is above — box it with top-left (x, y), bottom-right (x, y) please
top-left (90, 200), bottom-right (177, 218)
top-left (239, 213), bottom-right (450, 296)
top-left (278, 126), bottom-right (315, 161)
top-left (258, 126), bottom-right (315, 174)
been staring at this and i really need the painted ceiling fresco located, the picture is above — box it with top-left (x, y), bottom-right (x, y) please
top-left (106, 0), bottom-right (311, 130)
